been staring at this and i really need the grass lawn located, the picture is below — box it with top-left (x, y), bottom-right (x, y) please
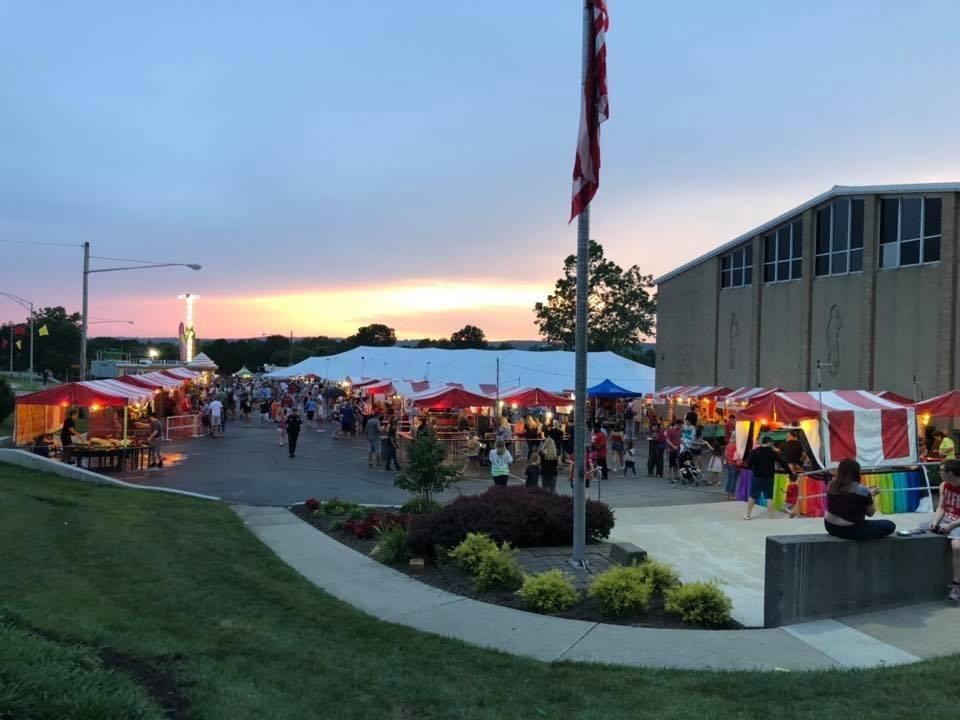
top-left (0, 465), bottom-right (957, 720)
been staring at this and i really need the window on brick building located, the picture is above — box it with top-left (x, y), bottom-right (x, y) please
top-left (815, 198), bottom-right (864, 276)
top-left (720, 243), bottom-right (752, 289)
top-left (763, 218), bottom-right (802, 283)
top-left (879, 197), bottom-right (941, 268)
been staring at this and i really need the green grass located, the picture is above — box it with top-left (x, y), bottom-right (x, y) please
top-left (0, 464), bottom-right (957, 720)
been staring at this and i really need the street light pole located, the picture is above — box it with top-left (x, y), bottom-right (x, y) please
top-left (81, 241), bottom-right (89, 379)
top-left (80, 243), bottom-right (201, 380)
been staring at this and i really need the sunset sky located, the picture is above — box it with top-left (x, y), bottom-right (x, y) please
top-left (2, 1), bottom-right (959, 340)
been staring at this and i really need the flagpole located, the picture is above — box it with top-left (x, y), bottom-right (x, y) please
top-left (571, 0), bottom-right (592, 569)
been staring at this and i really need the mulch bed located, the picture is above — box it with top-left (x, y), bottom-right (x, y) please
top-left (290, 505), bottom-right (741, 630)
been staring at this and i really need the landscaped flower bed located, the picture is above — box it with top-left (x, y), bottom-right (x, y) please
top-left (291, 491), bottom-right (739, 630)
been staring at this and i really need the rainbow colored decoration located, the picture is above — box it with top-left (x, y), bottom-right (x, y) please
top-left (733, 468), bottom-right (927, 517)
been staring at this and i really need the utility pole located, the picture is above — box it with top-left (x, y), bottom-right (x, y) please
top-left (80, 241), bottom-right (90, 380)
top-left (289, 330), bottom-right (294, 366)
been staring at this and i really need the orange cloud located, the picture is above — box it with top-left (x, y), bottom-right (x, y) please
top-left (88, 279), bottom-right (551, 340)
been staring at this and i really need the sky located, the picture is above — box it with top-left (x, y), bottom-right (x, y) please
top-left (2, 1), bottom-right (959, 341)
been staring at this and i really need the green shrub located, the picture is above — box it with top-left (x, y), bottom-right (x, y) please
top-left (472, 545), bottom-right (524, 592)
top-left (371, 525), bottom-right (411, 565)
top-left (517, 570), bottom-right (579, 613)
top-left (346, 506), bottom-right (370, 521)
top-left (328, 519), bottom-right (345, 532)
top-left (587, 565), bottom-right (651, 617)
top-left (448, 533), bottom-right (499, 574)
top-left (322, 498), bottom-right (363, 516)
top-left (400, 497), bottom-right (443, 515)
top-left (664, 581), bottom-right (733, 628)
top-left (638, 559), bottom-right (681, 596)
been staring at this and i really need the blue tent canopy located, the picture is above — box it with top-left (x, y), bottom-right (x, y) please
top-left (587, 379), bottom-right (641, 398)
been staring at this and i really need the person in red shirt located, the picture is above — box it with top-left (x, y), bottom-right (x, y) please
top-left (592, 425), bottom-right (608, 480)
top-left (929, 459), bottom-right (960, 601)
top-left (724, 414), bottom-right (736, 443)
top-left (665, 420), bottom-right (682, 482)
top-left (782, 475), bottom-right (799, 518)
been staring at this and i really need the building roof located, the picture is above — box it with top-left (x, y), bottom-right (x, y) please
top-left (654, 182), bottom-right (960, 285)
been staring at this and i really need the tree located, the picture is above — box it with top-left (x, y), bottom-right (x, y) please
top-left (533, 240), bottom-right (656, 352)
top-left (2, 306), bottom-right (83, 379)
top-left (394, 432), bottom-right (463, 508)
top-left (449, 325), bottom-right (487, 349)
top-left (345, 324), bottom-right (396, 348)
top-left (0, 377), bottom-right (13, 427)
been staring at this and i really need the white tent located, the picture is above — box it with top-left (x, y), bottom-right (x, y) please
top-left (265, 346), bottom-right (654, 395)
top-left (186, 352), bottom-right (218, 371)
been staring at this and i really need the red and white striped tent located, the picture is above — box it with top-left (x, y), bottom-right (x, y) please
top-left (724, 387), bottom-right (780, 405)
top-left (737, 390), bottom-right (918, 469)
top-left (161, 367), bottom-right (201, 381)
top-left (116, 371), bottom-right (185, 390)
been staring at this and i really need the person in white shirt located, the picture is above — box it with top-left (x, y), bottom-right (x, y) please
top-left (208, 398), bottom-right (223, 437)
top-left (489, 439), bottom-right (513, 486)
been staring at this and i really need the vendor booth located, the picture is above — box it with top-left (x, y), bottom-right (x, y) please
top-left (13, 380), bottom-right (156, 470)
top-left (733, 390), bottom-right (925, 517)
top-left (588, 379), bottom-right (642, 428)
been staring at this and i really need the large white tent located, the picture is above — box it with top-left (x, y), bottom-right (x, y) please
top-left (265, 345), bottom-right (655, 395)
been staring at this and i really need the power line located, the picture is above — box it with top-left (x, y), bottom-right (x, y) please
top-left (0, 237), bottom-right (80, 248)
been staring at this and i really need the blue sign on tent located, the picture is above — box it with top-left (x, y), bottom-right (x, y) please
top-left (587, 379), bottom-right (641, 398)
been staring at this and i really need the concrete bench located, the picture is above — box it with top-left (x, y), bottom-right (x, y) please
top-left (764, 533), bottom-right (952, 627)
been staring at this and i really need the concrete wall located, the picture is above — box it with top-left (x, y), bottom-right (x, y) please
top-left (757, 280), bottom-right (805, 389)
top-left (873, 265), bottom-right (941, 396)
top-left (655, 261), bottom-right (718, 387)
top-left (716, 286), bottom-right (755, 388)
top-left (809, 274), bottom-right (867, 391)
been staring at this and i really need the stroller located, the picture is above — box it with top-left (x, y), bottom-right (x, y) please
top-left (677, 445), bottom-right (703, 486)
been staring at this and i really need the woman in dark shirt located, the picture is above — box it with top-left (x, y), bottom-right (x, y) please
top-left (824, 459), bottom-right (895, 540)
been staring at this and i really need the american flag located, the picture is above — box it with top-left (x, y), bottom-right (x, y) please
top-left (570, 0), bottom-right (609, 222)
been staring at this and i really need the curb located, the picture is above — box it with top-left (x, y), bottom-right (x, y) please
top-left (0, 449), bottom-right (221, 501)
top-left (236, 505), bottom-right (929, 671)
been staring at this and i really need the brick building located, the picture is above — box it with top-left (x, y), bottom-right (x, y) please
top-left (654, 183), bottom-right (960, 398)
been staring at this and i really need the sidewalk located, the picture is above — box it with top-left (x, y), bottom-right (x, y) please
top-left (235, 505), bottom-right (957, 671)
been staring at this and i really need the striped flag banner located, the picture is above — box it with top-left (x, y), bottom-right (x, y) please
top-left (570, 0), bottom-right (609, 222)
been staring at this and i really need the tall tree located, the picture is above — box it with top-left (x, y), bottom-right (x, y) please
top-left (533, 240), bottom-right (656, 352)
top-left (449, 325), bottom-right (487, 349)
top-left (345, 324), bottom-right (396, 348)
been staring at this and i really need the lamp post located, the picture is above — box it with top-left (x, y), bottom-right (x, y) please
top-left (0, 291), bottom-right (34, 379)
top-left (80, 241), bottom-right (200, 380)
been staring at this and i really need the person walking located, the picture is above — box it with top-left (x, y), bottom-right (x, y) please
top-left (609, 424), bottom-right (626, 472)
top-left (623, 440), bottom-right (637, 477)
top-left (382, 421), bottom-right (401, 472)
top-left (592, 424), bottom-right (608, 480)
top-left (647, 422), bottom-right (664, 477)
top-left (525, 451), bottom-right (541, 487)
top-left (540, 437), bottom-right (559, 493)
top-left (147, 411), bottom-right (164, 468)
top-left (744, 436), bottom-right (793, 520)
top-left (524, 416), bottom-right (542, 460)
top-left (665, 419), bottom-right (682, 482)
top-left (724, 439), bottom-right (740, 500)
top-left (286, 409), bottom-right (302, 458)
top-left (366, 414), bottom-right (382, 468)
top-left (489, 439), bottom-right (513, 487)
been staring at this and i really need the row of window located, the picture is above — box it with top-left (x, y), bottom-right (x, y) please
top-left (719, 196), bottom-right (944, 289)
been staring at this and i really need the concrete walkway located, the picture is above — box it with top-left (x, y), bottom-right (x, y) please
top-left (235, 505), bottom-right (957, 671)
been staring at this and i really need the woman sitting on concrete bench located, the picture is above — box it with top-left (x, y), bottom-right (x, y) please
top-left (824, 458), bottom-right (895, 541)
